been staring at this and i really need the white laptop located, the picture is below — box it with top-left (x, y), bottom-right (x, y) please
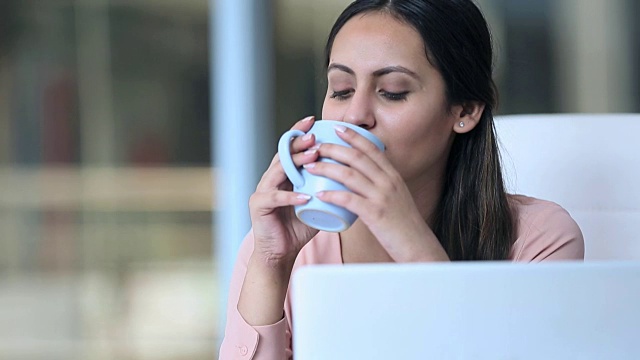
top-left (292, 262), bottom-right (640, 360)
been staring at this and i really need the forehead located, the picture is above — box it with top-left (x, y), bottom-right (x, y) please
top-left (330, 12), bottom-right (429, 71)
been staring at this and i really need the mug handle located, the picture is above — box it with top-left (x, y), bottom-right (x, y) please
top-left (277, 129), bottom-right (306, 188)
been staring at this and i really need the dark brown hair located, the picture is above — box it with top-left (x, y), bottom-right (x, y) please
top-left (326, 0), bottom-right (515, 260)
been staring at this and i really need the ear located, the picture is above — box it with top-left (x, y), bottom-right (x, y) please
top-left (452, 101), bottom-right (485, 134)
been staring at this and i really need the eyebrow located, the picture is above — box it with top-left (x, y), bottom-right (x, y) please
top-left (327, 63), bottom-right (421, 81)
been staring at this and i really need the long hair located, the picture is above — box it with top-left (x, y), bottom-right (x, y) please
top-left (325, 0), bottom-right (514, 260)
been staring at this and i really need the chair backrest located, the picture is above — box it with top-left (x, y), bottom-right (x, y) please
top-left (494, 113), bottom-right (640, 260)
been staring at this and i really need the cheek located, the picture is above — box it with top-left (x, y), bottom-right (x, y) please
top-left (322, 97), bottom-right (333, 120)
top-left (321, 100), bottom-right (337, 121)
top-left (388, 132), bottom-right (452, 181)
top-left (382, 111), bottom-right (455, 177)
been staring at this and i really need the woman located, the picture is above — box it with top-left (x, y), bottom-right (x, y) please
top-left (220, 0), bottom-right (584, 358)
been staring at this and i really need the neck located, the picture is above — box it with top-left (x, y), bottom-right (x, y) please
top-left (406, 172), bottom-right (445, 228)
top-left (408, 143), bottom-right (451, 226)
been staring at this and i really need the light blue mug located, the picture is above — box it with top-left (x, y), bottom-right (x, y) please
top-left (278, 120), bottom-right (385, 232)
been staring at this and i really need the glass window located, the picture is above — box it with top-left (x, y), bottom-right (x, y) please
top-left (0, 1), bottom-right (213, 359)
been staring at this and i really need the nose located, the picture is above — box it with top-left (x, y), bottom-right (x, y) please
top-left (340, 90), bottom-right (376, 130)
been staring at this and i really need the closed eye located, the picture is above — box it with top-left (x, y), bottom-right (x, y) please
top-left (330, 89), bottom-right (352, 101)
top-left (380, 90), bottom-right (409, 101)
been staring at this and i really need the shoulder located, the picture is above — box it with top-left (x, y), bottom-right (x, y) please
top-left (510, 195), bottom-right (574, 227)
top-left (508, 194), bottom-right (585, 262)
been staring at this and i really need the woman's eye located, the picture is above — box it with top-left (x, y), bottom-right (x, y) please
top-left (380, 90), bottom-right (409, 101)
top-left (330, 89), bottom-right (352, 101)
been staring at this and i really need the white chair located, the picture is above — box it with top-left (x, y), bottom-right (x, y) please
top-left (495, 113), bottom-right (640, 260)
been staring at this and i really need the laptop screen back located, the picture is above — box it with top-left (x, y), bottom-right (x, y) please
top-left (292, 262), bottom-right (640, 360)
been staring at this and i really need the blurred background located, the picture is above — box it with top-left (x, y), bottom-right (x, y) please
top-left (0, 0), bottom-right (638, 359)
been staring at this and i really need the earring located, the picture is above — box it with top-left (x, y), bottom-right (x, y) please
top-left (459, 121), bottom-right (465, 128)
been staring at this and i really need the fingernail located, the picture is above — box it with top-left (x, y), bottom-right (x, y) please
top-left (304, 149), bottom-right (317, 155)
top-left (316, 191), bottom-right (325, 198)
top-left (303, 163), bottom-right (316, 169)
top-left (309, 143), bottom-right (321, 150)
top-left (303, 115), bottom-right (314, 122)
top-left (297, 194), bottom-right (311, 200)
top-left (334, 124), bottom-right (347, 133)
top-left (302, 134), bottom-right (312, 141)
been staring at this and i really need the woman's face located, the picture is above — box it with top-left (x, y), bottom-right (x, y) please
top-left (322, 12), bottom-right (461, 188)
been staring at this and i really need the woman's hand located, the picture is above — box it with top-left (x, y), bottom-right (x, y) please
top-left (239, 116), bottom-right (322, 327)
top-left (248, 116), bottom-right (321, 268)
top-left (303, 124), bottom-right (449, 262)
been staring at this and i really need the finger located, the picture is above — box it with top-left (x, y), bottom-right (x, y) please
top-left (303, 161), bottom-right (376, 197)
top-left (291, 147), bottom-right (320, 167)
top-left (258, 148), bottom-right (318, 191)
top-left (268, 152), bottom-right (280, 167)
top-left (257, 155), bottom-right (289, 191)
top-left (290, 132), bottom-right (316, 154)
top-left (250, 190), bottom-right (311, 216)
top-left (313, 143), bottom-right (385, 185)
top-left (315, 190), bottom-right (369, 218)
top-left (291, 115), bottom-right (316, 131)
top-left (289, 116), bottom-right (316, 153)
top-left (333, 125), bottom-right (395, 174)
top-left (260, 116), bottom-right (316, 191)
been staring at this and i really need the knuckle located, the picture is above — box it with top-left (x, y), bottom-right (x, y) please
top-left (292, 153), bottom-right (308, 165)
top-left (380, 175), bottom-right (398, 192)
top-left (352, 149), bottom-right (366, 161)
top-left (316, 144), bottom-right (328, 155)
top-left (365, 200), bottom-right (385, 220)
top-left (330, 191), bottom-right (347, 206)
top-left (341, 191), bottom-right (358, 207)
top-left (363, 139), bottom-right (377, 151)
top-left (290, 137), bottom-right (302, 148)
top-left (343, 193), bottom-right (356, 208)
top-left (249, 192), bottom-right (261, 207)
top-left (372, 206), bottom-right (385, 220)
top-left (343, 167), bottom-right (357, 179)
top-left (268, 191), bottom-right (281, 204)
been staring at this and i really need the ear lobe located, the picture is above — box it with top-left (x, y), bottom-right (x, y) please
top-left (453, 101), bottom-right (485, 134)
